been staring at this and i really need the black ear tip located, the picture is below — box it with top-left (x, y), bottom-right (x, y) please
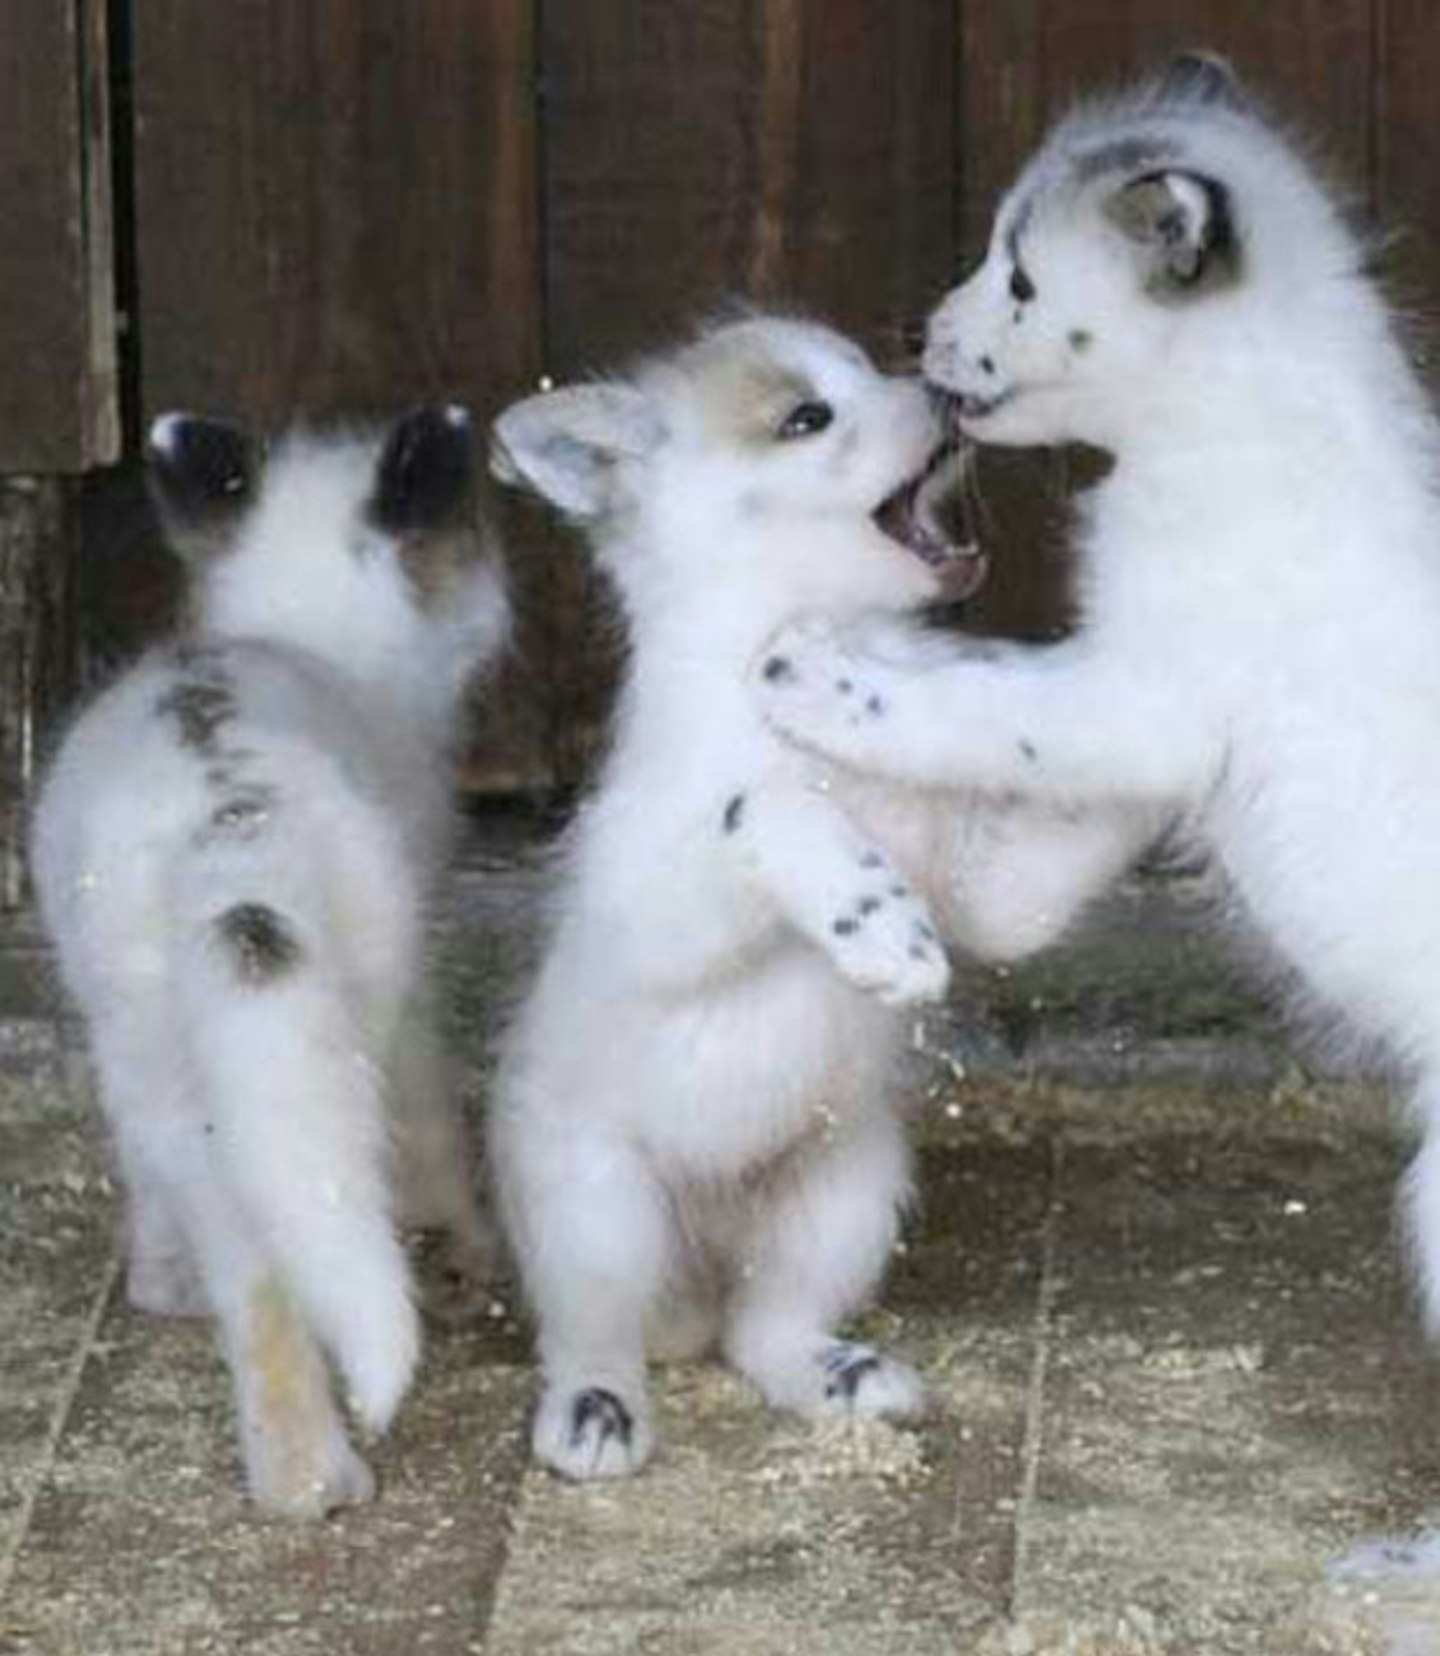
top-left (372, 402), bottom-right (476, 534)
top-left (145, 413), bottom-right (254, 509)
top-left (1161, 49), bottom-right (1243, 106)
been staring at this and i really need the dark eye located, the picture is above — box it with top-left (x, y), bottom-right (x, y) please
top-left (776, 400), bottom-right (834, 440)
top-left (1009, 265), bottom-right (1036, 303)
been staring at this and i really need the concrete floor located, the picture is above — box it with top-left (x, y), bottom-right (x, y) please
top-left (5, 822), bottom-right (1440, 1654)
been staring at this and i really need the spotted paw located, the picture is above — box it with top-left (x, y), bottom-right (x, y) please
top-left (819, 1342), bottom-right (926, 1420)
top-left (826, 866), bottom-right (950, 1007)
top-left (757, 621), bottom-right (895, 769)
top-left (533, 1383), bottom-right (654, 1481)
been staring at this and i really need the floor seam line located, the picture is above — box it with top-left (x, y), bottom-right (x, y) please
top-left (1008, 1135), bottom-right (1063, 1623)
top-left (0, 1246), bottom-right (120, 1599)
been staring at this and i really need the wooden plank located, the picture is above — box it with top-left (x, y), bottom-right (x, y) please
top-left (1375, 0), bottom-right (1440, 340)
top-left (134, 0), bottom-right (539, 423)
top-left (134, 1), bottom-right (561, 792)
top-left (0, 0), bottom-right (118, 472)
top-left (0, 482), bottom-right (78, 908)
top-left (544, 0), bottom-right (958, 371)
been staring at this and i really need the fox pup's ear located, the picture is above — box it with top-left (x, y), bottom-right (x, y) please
top-left (490, 384), bottom-right (666, 519)
top-left (145, 413), bottom-right (257, 561)
top-left (1157, 50), bottom-right (1245, 111)
top-left (1106, 168), bottom-right (1238, 296)
top-left (370, 404), bottom-right (475, 535)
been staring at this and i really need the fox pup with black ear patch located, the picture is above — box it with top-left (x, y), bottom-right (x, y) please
top-left (488, 316), bottom-right (1135, 1481)
top-left (31, 406), bottom-right (509, 1516)
top-left (759, 56), bottom-right (1440, 1357)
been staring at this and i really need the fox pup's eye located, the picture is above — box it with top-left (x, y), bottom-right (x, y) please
top-left (776, 400), bottom-right (834, 440)
top-left (1009, 265), bottom-right (1036, 304)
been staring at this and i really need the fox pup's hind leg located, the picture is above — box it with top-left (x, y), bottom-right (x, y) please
top-left (725, 1117), bottom-right (924, 1420)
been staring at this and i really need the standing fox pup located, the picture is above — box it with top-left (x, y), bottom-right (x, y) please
top-left (31, 406), bottom-right (509, 1516)
top-left (488, 316), bottom-right (1049, 1481)
top-left (758, 57), bottom-right (1440, 1343)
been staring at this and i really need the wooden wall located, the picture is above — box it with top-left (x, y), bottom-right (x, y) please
top-left (3, 2), bottom-right (1440, 791)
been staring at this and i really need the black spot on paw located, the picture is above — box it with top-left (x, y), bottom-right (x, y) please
top-left (823, 1343), bottom-right (883, 1401)
top-left (569, 1388), bottom-right (633, 1450)
top-left (722, 792), bottom-right (746, 834)
top-left (762, 655), bottom-right (794, 683)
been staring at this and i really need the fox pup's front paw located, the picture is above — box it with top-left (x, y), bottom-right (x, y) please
top-left (827, 854), bottom-right (950, 1007)
top-left (758, 620), bottom-right (898, 772)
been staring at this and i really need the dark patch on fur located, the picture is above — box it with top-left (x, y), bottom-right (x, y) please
top-left (569, 1388), bottom-right (633, 1450)
top-left (371, 406), bottom-right (474, 536)
top-left (762, 655), bottom-right (793, 683)
top-left (865, 694), bottom-right (885, 717)
top-left (146, 417), bottom-right (255, 561)
top-left (156, 673), bottom-right (236, 756)
top-left (215, 902), bottom-right (301, 985)
top-left (1072, 134), bottom-right (1180, 188)
top-left (823, 1343), bottom-right (882, 1401)
top-left (1068, 329), bottom-right (1093, 352)
top-left (1108, 169), bottom-right (1241, 300)
top-left (832, 917), bottom-right (859, 938)
top-left (722, 792), bottom-right (746, 834)
top-left (858, 896), bottom-right (881, 917)
top-left (859, 850), bottom-right (884, 870)
top-left (1018, 738), bottom-right (1039, 762)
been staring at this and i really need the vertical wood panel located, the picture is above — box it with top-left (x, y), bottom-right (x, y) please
top-left (135, 1), bottom-right (539, 421)
top-left (133, 2), bottom-right (561, 789)
top-left (1375, 0), bottom-right (1440, 331)
top-left (0, 0), bottom-right (118, 472)
top-left (544, 0), bottom-right (958, 371)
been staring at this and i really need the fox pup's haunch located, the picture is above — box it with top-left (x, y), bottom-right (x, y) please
top-left (32, 405), bottom-right (509, 1516)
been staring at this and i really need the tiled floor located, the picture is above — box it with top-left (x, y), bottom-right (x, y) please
top-left (4, 837), bottom-right (1439, 1654)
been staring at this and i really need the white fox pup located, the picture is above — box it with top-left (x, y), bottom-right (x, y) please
top-left (31, 405), bottom-right (509, 1516)
top-left (759, 57), bottom-right (1440, 1339)
top-left (487, 316), bottom-right (1126, 1481)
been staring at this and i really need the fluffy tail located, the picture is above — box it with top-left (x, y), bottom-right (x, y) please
top-left (179, 898), bottom-right (419, 1432)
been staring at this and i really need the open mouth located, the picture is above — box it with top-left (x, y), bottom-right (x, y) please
top-left (873, 444), bottom-right (988, 603)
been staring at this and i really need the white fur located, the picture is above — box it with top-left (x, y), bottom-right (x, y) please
top-left (758, 68), bottom-right (1440, 1330)
top-left (31, 417), bottom-right (508, 1515)
top-left (488, 317), bottom-right (1131, 1482)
